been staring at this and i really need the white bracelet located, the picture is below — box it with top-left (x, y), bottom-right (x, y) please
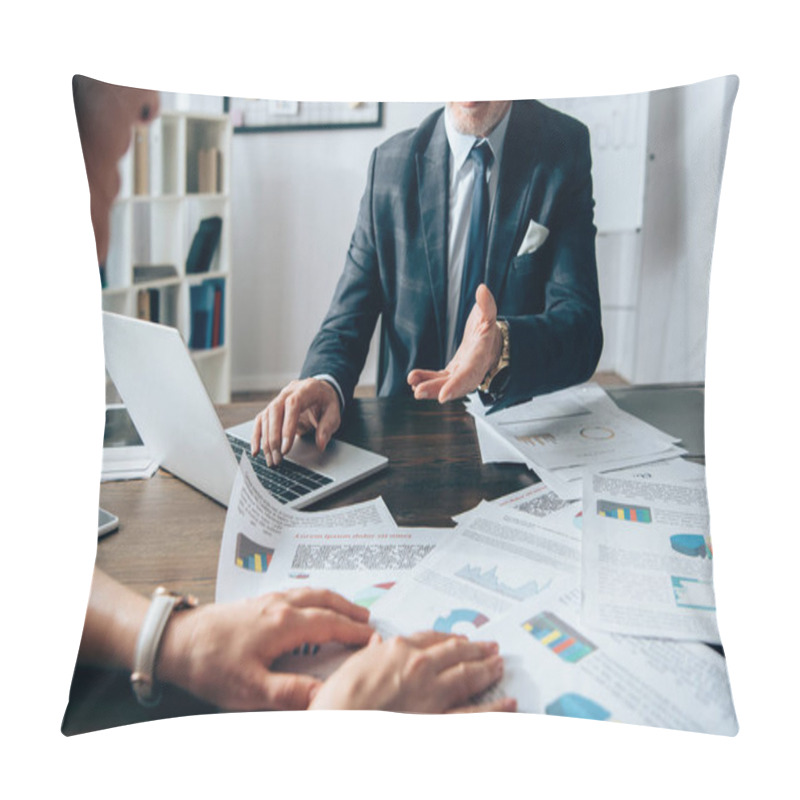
top-left (130, 586), bottom-right (198, 707)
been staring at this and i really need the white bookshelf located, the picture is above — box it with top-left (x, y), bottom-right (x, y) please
top-left (103, 109), bottom-right (233, 403)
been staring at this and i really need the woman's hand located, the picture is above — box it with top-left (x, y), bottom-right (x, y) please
top-left (309, 630), bottom-right (514, 713)
top-left (158, 588), bottom-right (373, 711)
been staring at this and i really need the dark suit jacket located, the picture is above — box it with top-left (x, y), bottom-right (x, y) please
top-left (300, 100), bottom-right (603, 410)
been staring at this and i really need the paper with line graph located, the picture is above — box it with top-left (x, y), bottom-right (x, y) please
top-left (369, 503), bottom-right (579, 640)
top-left (581, 467), bottom-right (721, 643)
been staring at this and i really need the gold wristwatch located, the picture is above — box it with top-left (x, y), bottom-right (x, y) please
top-left (479, 319), bottom-right (510, 401)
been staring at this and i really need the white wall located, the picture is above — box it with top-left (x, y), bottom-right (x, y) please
top-left (545, 92), bottom-right (650, 381)
top-left (632, 76), bottom-right (738, 383)
top-left (229, 102), bottom-right (441, 393)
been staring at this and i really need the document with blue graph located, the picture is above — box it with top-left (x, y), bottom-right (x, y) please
top-left (581, 466), bottom-right (721, 643)
top-left (477, 582), bottom-right (737, 735)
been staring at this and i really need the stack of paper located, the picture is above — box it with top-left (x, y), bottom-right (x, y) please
top-left (214, 450), bottom-right (737, 735)
top-left (467, 383), bottom-right (686, 499)
top-left (366, 464), bottom-right (736, 734)
top-left (215, 457), bottom-right (453, 677)
top-left (101, 446), bottom-right (159, 482)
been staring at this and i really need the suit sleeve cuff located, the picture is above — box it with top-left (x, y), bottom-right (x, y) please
top-left (312, 374), bottom-right (345, 411)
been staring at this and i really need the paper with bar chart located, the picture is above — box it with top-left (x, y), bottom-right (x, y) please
top-left (581, 467), bottom-right (721, 643)
top-left (215, 457), bottom-right (397, 603)
top-left (476, 583), bottom-right (737, 735)
top-left (369, 503), bottom-right (580, 640)
top-left (216, 458), bottom-right (451, 680)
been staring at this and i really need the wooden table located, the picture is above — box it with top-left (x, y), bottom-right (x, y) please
top-left (62, 386), bottom-right (704, 734)
top-left (91, 398), bottom-right (540, 604)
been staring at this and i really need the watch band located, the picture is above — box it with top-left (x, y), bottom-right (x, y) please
top-left (479, 319), bottom-right (510, 396)
top-left (130, 586), bottom-right (198, 707)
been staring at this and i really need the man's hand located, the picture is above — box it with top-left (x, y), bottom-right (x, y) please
top-left (251, 378), bottom-right (341, 466)
top-left (158, 588), bottom-right (373, 711)
top-left (308, 630), bottom-right (513, 713)
top-left (407, 284), bottom-right (502, 404)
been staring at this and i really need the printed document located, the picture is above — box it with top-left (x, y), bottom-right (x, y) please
top-left (215, 457), bottom-right (399, 603)
top-left (215, 458), bottom-right (447, 679)
top-left (478, 582), bottom-right (737, 735)
top-left (455, 483), bottom-right (582, 543)
top-left (581, 469), bottom-right (721, 643)
top-left (467, 384), bottom-right (685, 499)
top-left (370, 503), bottom-right (580, 639)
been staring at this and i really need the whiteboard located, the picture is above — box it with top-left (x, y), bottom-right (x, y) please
top-left (543, 92), bottom-right (649, 233)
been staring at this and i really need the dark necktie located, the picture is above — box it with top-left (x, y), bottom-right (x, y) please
top-left (455, 139), bottom-right (493, 347)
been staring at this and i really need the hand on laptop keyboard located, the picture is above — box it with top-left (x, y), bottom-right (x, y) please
top-left (228, 435), bottom-right (332, 504)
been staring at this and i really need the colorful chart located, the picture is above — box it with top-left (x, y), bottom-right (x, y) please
top-left (670, 534), bottom-right (712, 559)
top-left (235, 533), bottom-right (274, 573)
top-left (597, 499), bottom-right (652, 523)
top-left (573, 510), bottom-right (583, 531)
top-left (434, 608), bottom-right (490, 633)
top-left (671, 576), bottom-right (716, 611)
top-left (523, 611), bottom-right (597, 663)
top-left (546, 693), bottom-right (611, 721)
top-left (354, 581), bottom-right (396, 608)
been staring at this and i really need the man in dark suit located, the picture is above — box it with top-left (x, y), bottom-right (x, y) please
top-left (253, 100), bottom-right (603, 466)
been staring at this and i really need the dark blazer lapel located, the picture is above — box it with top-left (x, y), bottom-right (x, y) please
top-left (416, 116), bottom-right (449, 362)
top-left (485, 102), bottom-right (538, 305)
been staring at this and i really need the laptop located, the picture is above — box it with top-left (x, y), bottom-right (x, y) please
top-left (102, 312), bottom-right (388, 507)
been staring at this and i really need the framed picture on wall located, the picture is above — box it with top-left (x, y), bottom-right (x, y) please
top-left (223, 98), bottom-right (383, 133)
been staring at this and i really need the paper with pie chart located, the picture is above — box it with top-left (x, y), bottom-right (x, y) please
top-left (495, 404), bottom-right (675, 471)
top-left (476, 583), bottom-right (737, 735)
top-left (581, 467), bottom-right (721, 643)
top-left (370, 502), bottom-right (580, 640)
top-left (467, 384), bottom-right (686, 501)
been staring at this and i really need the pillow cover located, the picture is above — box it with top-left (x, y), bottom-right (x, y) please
top-left (64, 75), bottom-right (739, 737)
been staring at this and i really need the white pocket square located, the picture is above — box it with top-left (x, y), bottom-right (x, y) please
top-left (517, 220), bottom-right (549, 256)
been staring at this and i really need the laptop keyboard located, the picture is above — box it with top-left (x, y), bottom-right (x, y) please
top-left (227, 435), bottom-right (333, 504)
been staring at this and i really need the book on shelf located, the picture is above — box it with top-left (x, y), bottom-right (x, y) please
top-left (133, 124), bottom-right (149, 195)
top-left (211, 281), bottom-right (223, 347)
top-left (197, 147), bottom-right (222, 193)
top-left (189, 277), bottom-right (225, 350)
top-left (133, 264), bottom-right (178, 283)
top-left (136, 288), bottom-right (161, 324)
top-left (186, 216), bottom-right (223, 274)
